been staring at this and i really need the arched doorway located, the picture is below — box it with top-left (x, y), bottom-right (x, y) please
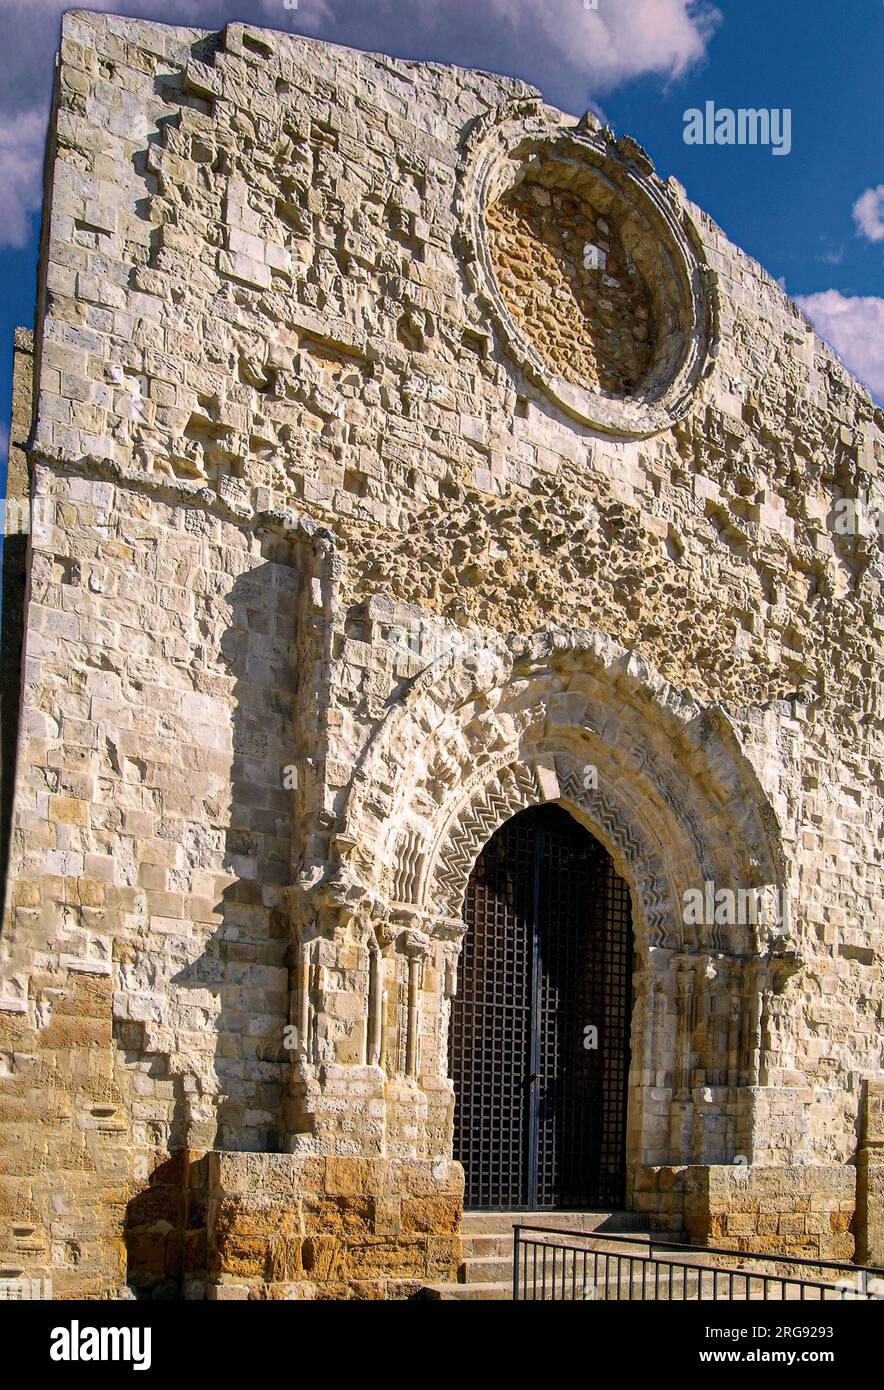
top-left (448, 804), bottom-right (634, 1210)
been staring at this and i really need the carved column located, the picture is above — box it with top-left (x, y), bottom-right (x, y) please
top-left (725, 968), bottom-right (743, 1158)
top-left (669, 963), bottom-right (696, 1163)
top-left (675, 965), bottom-right (696, 1101)
top-left (281, 872), bottom-right (390, 1153)
top-left (403, 929), bottom-right (431, 1078)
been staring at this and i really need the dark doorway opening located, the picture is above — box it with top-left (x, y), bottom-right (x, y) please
top-left (449, 803), bottom-right (633, 1210)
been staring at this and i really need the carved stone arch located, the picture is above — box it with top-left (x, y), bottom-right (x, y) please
top-left (334, 636), bottom-right (514, 890)
top-left (418, 745), bottom-right (687, 1178)
top-left (329, 625), bottom-right (787, 960)
top-left (295, 625), bottom-right (796, 1175)
top-left (410, 735), bottom-right (784, 1173)
top-left (420, 749), bottom-right (676, 956)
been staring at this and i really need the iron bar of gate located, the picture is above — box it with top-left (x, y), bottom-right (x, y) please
top-left (512, 1225), bottom-right (884, 1302)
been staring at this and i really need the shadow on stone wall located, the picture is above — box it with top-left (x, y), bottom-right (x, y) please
top-left (0, 531), bottom-right (27, 920)
top-left (121, 540), bottom-right (305, 1297)
top-left (124, 1150), bottom-right (210, 1298)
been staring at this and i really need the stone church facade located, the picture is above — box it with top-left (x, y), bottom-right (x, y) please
top-left (0, 11), bottom-right (882, 1299)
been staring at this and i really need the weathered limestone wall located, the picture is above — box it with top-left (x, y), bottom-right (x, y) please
top-left (0, 10), bottom-right (882, 1297)
top-left (206, 1153), bottom-right (461, 1300)
top-left (636, 1164), bottom-right (855, 1262)
top-left (856, 1080), bottom-right (884, 1266)
top-left (125, 1150), bottom-right (461, 1300)
top-left (1, 328), bottom-right (34, 916)
top-left (0, 460), bottom-right (324, 1293)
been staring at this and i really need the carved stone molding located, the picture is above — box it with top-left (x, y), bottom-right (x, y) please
top-left (422, 748), bottom-right (677, 951)
top-left (455, 102), bottom-right (719, 436)
top-left (331, 627), bottom-right (786, 939)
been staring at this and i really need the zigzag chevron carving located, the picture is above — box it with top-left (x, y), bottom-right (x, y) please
top-left (430, 762), bottom-right (541, 911)
top-left (425, 751), bottom-right (678, 946)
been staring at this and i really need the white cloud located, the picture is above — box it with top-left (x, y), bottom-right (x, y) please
top-left (6, 0), bottom-right (719, 95)
top-left (290, 0), bottom-right (721, 95)
top-left (853, 185), bottom-right (884, 244)
top-left (0, 1), bottom-right (721, 245)
top-left (795, 290), bottom-right (884, 405)
top-left (0, 109), bottom-right (46, 249)
top-left (0, 0), bottom-right (722, 94)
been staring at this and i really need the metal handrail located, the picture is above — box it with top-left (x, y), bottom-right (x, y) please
top-left (512, 1223), bottom-right (884, 1275)
top-left (512, 1224), bottom-right (884, 1301)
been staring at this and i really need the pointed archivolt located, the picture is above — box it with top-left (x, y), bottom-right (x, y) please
top-left (329, 626), bottom-right (786, 956)
top-left (429, 760), bottom-right (545, 909)
top-left (422, 750), bottom-right (675, 952)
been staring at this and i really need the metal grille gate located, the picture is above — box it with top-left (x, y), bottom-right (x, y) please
top-left (449, 804), bottom-right (633, 1210)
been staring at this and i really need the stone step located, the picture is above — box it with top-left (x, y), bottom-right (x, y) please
top-left (460, 1209), bottom-right (647, 1235)
top-left (461, 1255), bottom-right (512, 1283)
top-left (423, 1274), bottom-right (668, 1302)
top-left (426, 1236), bottom-right (853, 1302)
top-left (471, 1230), bottom-right (657, 1249)
top-left (422, 1281), bottom-right (513, 1301)
top-left (461, 1233), bottom-right (656, 1268)
top-left (425, 1268), bottom-right (711, 1303)
top-left (425, 1213), bottom-right (660, 1300)
top-left (461, 1234), bottom-right (513, 1258)
top-left (421, 1216), bottom-right (710, 1300)
top-left (422, 1279), bottom-right (772, 1302)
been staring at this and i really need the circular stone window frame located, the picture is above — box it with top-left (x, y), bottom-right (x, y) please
top-left (456, 103), bottom-right (720, 438)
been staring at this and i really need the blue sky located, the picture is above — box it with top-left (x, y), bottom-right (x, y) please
top-left (1, 0), bottom-right (882, 475)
